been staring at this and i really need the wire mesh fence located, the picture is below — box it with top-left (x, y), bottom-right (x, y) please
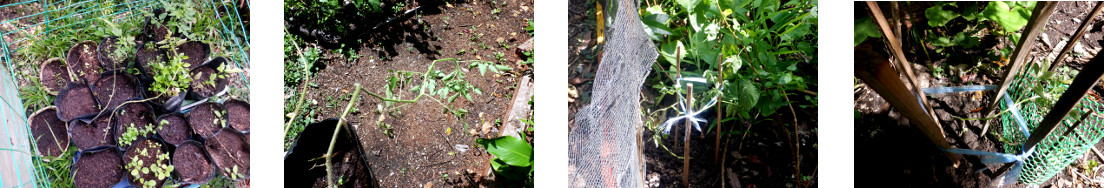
top-left (0, 0), bottom-right (248, 187)
top-left (1000, 65), bottom-right (1104, 185)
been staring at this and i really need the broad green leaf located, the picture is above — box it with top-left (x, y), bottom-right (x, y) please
top-left (660, 41), bottom-right (688, 64)
top-left (982, 1), bottom-right (1032, 32)
top-left (738, 80), bottom-right (759, 116)
top-left (925, 5), bottom-right (960, 27)
top-left (854, 17), bottom-right (882, 46)
top-left (952, 31), bottom-right (980, 48)
top-left (676, 0), bottom-right (701, 12)
top-left (478, 136), bottom-right (533, 167)
top-left (931, 36), bottom-right (954, 47)
top-left (962, 3), bottom-right (979, 21)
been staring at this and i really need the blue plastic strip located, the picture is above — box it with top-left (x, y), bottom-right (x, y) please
top-left (921, 85), bottom-right (999, 94)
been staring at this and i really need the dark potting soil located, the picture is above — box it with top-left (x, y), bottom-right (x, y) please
top-left (97, 37), bottom-right (131, 70)
top-left (225, 100), bottom-right (249, 131)
top-left (145, 9), bottom-right (171, 42)
top-left (206, 128), bottom-right (249, 179)
top-left (285, 119), bottom-right (373, 188)
top-left (187, 102), bottom-right (224, 138)
top-left (92, 72), bottom-right (138, 112)
top-left (136, 42), bottom-right (166, 75)
top-left (124, 139), bottom-right (169, 187)
top-left (157, 113), bottom-right (192, 146)
top-left (68, 117), bottom-right (116, 151)
top-left (177, 41), bottom-right (209, 70)
top-left (189, 66), bottom-right (223, 98)
top-left (73, 147), bottom-right (124, 188)
top-left (114, 102), bottom-right (156, 148)
top-left (56, 83), bottom-right (99, 121)
top-left (67, 41), bottom-right (101, 83)
top-left (30, 107), bottom-right (68, 157)
top-left (39, 58), bottom-right (70, 93)
top-left (173, 141), bottom-right (213, 184)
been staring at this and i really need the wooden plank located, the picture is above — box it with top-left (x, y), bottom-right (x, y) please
top-left (855, 43), bottom-right (960, 164)
top-left (867, 2), bottom-right (942, 131)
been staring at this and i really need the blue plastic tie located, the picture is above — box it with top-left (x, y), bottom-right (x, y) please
top-left (660, 77), bottom-right (721, 140)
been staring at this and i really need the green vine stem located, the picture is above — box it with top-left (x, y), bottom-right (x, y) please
top-left (326, 83), bottom-right (361, 188)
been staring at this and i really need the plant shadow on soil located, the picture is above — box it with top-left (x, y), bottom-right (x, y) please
top-left (855, 1), bottom-right (1104, 187)
top-left (286, 0), bottom-right (534, 186)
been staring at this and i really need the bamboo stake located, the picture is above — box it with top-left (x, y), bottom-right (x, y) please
top-left (867, 1), bottom-right (944, 133)
top-left (855, 43), bottom-right (960, 164)
top-left (683, 83), bottom-right (693, 188)
top-left (326, 83), bottom-right (362, 188)
top-left (982, 2), bottom-right (1059, 135)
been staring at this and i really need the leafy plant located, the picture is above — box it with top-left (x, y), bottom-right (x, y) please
top-left (119, 121), bottom-right (160, 146)
top-left (126, 142), bottom-right (173, 188)
top-left (642, 0), bottom-right (817, 121)
top-left (148, 37), bottom-right (193, 97)
top-left (476, 136), bottom-right (533, 185)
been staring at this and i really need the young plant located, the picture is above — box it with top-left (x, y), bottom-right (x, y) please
top-left (120, 121), bottom-right (160, 146)
top-left (126, 143), bottom-right (173, 188)
top-left (149, 36), bottom-right (193, 97)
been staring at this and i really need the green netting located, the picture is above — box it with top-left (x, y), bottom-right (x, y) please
top-left (999, 65), bottom-right (1104, 185)
top-left (0, 0), bottom-right (248, 187)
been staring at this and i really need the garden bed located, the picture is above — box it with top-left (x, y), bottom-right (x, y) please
top-left (854, 1), bottom-right (1104, 187)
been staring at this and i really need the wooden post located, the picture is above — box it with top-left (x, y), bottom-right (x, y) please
top-left (867, 2), bottom-right (943, 131)
top-left (855, 43), bottom-right (960, 164)
top-left (983, 2), bottom-right (1059, 134)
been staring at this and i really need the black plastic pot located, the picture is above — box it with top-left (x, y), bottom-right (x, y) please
top-left (224, 99), bottom-right (249, 132)
top-left (55, 82), bottom-right (100, 122)
top-left (206, 127), bottom-right (249, 180)
top-left (97, 36), bottom-right (136, 70)
top-left (284, 119), bottom-right (376, 187)
top-left (156, 113), bottom-right (192, 146)
top-left (177, 41), bottom-right (211, 70)
top-left (39, 57), bottom-right (71, 94)
top-left (123, 137), bottom-right (171, 188)
top-left (134, 41), bottom-right (166, 83)
top-left (173, 140), bottom-right (216, 185)
top-left (68, 116), bottom-right (115, 151)
top-left (187, 57), bottom-right (229, 100)
top-left (72, 146), bottom-right (125, 188)
top-left (29, 106), bottom-right (69, 157)
top-left (143, 8), bottom-right (172, 42)
top-left (114, 102), bottom-right (156, 149)
top-left (186, 102), bottom-right (225, 139)
top-left (66, 40), bottom-right (102, 83)
top-left (91, 71), bottom-right (141, 114)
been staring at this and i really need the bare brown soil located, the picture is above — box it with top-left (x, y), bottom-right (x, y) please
top-left (288, 0), bottom-right (534, 186)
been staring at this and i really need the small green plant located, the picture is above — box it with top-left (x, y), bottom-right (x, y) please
top-left (224, 165), bottom-right (244, 180)
top-left (126, 142), bottom-right (173, 188)
top-left (120, 121), bottom-right (159, 146)
top-left (149, 37), bottom-right (194, 97)
top-left (476, 136), bottom-right (533, 186)
top-left (392, 2), bottom-right (405, 13)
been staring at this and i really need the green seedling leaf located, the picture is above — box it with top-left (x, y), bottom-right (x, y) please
top-left (925, 4), bottom-right (960, 27)
top-left (676, 0), bottom-right (701, 12)
top-left (477, 136), bottom-right (533, 167)
top-left (982, 1), bottom-right (1032, 32)
top-left (952, 31), bottom-right (980, 48)
top-left (854, 17), bottom-right (882, 46)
